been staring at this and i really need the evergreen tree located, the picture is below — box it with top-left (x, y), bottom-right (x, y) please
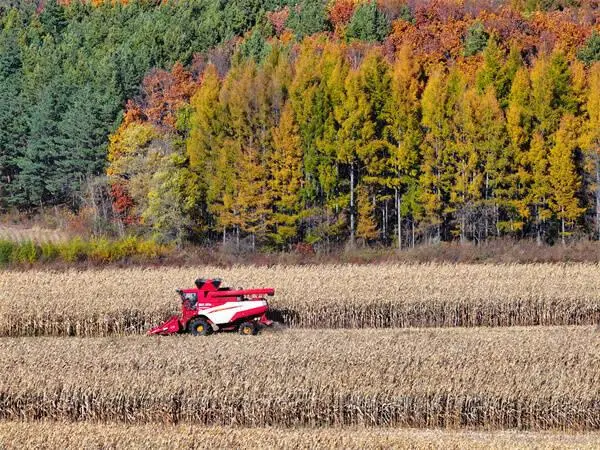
top-left (474, 87), bottom-right (509, 237)
top-left (239, 27), bottom-right (272, 64)
top-left (286, 0), bottom-right (330, 39)
top-left (55, 84), bottom-right (121, 206)
top-left (207, 139), bottom-right (241, 243)
top-left (507, 68), bottom-right (533, 153)
top-left (447, 78), bottom-right (481, 241)
top-left (463, 21), bottom-right (489, 57)
top-left (187, 65), bottom-right (224, 169)
top-left (0, 24), bottom-right (26, 208)
top-left (290, 42), bottom-right (343, 242)
top-left (1, 0), bottom-right (291, 212)
top-left (11, 81), bottom-right (67, 207)
top-left (577, 31), bottom-right (600, 65)
top-left (345, 1), bottom-right (390, 43)
top-left (39, 0), bottom-right (67, 38)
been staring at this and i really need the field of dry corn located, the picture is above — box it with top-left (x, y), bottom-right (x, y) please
top-left (1, 328), bottom-right (599, 429)
top-left (2, 422), bottom-right (600, 449)
top-left (1, 264), bottom-right (600, 448)
top-left (1, 264), bottom-right (600, 336)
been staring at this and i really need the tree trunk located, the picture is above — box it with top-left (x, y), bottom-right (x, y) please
top-left (383, 200), bottom-right (388, 240)
top-left (485, 172), bottom-right (489, 239)
top-left (596, 153), bottom-right (600, 240)
top-left (561, 209), bottom-right (565, 246)
top-left (349, 162), bottom-right (355, 247)
top-left (535, 205), bottom-right (541, 246)
top-left (395, 188), bottom-right (401, 250)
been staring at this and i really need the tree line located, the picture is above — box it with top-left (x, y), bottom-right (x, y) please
top-left (111, 40), bottom-right (600, 248)
top-left (1, 0), bottom-right (600, 249)
top-left (0, 0), bottom-right (294, 210)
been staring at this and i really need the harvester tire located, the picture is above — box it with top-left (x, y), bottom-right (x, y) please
top-left (239, 322), bottom-right (258, 336)
top-left (189, 318), bottom-right (212, 336)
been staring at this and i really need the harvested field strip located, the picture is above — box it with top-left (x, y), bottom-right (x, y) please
top-left (2, 422), bottom-right (600, 449)
top-left (1, 327), bottom-right (599, 429)
top-left (2, 265), bottom-right (600, 336)
top-left (0, 226), bottom-right (68, 244)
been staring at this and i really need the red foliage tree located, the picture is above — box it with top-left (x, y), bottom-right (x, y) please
top-left (267, 7), bottom-right (290, 36)
top-left (110, 182), bottom-right (136, 224)
top-left (329, 0), bottom-right (355, 36)
top-left (139, 62), bottom-right (197, 130)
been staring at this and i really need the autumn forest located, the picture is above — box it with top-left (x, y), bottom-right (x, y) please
top-left (1, 0), bottom-right (600, 249)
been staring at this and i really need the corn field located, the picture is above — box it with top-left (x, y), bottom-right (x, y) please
top-left (2, 265), bottom-right (600, 447)
top-left (1, 328), bottom-right (599, 430)
top-left (1, 264), bottom-right (600, 336)
top-left (1, 422), bottom-right (599, 450)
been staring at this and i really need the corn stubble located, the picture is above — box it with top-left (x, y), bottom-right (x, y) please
top-left (1, 264), bottom-right (600, 336)
top-left (2, 422), bottom-right (600, 450)
top-left (1, 327), bottom-right (599, 430)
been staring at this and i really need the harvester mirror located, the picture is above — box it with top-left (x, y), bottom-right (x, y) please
top-left (194, 278), bottom-right (207, 289)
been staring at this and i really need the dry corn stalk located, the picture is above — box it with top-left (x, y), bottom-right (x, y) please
top-left (1, 422), bottom-right (600, 449)
top-left (0, 327), bottom-right (598, 430)
top-left (1, 264), bottom-right (600, 336)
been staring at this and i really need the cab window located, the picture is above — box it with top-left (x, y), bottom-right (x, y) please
top-left (183, 293), bottom-right (197, 308)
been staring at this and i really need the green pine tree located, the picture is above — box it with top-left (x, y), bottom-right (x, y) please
top-left (345, 1), bottom-right (390, 43)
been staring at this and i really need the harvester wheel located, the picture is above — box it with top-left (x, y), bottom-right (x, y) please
top-left (239, 322), bottom-right (258, 336)
top-left (189, 318), bottom-right (212, 336)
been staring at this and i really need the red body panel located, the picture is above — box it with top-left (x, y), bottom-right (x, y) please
top-left (147, 315), bottom-right (181, 335)
top-left (229, 305), bottom-right (269, 323)
top-left (147, 279), bottom-right (275, 335)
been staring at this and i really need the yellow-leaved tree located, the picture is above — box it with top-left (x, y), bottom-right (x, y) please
top-left (506, 67), bottom-right (533, 231)
top-left (356, 185), bottom-right (378, 243)
top-left (268, 103), bottom-right (304, 247)
top-left (582, 63), bottom-right (600, 238)
top-left (419, 68), bottom-right (451, 241)
top-left (385, 44), bottom-right (422, 248)
top-left (548, 115), bottom-right (585, 244)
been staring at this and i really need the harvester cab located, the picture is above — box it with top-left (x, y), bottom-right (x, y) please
top-left (148, 278), bottom-right (274, 336)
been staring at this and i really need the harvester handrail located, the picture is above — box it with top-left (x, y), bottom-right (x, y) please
top-left (207, 288), bottom-right (275, 298)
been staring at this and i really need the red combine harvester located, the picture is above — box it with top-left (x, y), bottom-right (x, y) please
top-left (148, 278), bottom-right (275, 336)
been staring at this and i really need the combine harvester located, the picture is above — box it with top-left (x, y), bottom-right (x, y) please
top-left (148, 278), bottom-right (275, 336)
